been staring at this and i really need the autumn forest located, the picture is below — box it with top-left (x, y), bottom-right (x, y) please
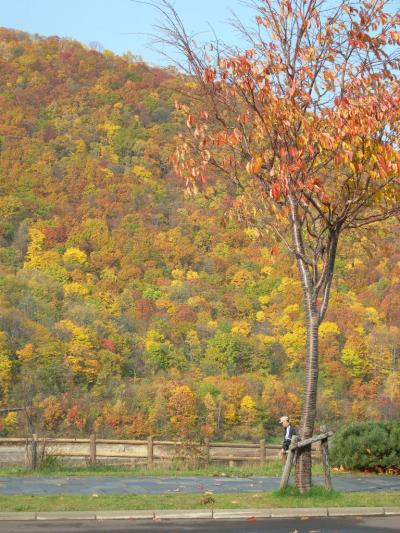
top-left (0, 28), bottom-right (399, 441)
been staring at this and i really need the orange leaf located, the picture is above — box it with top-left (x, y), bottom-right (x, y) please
top-left (271, 245), bottom-right (279, 255)
top-left (323, 69), bottom-right (335, 81)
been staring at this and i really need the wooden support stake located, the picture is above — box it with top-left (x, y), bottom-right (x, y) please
top-left (320, 425), bottom-right (333, 490)
top-left (295, 432), bottom-right (332, 448)
top-left (89, 433), bottom-right (97, 465)
top-left (279, 435), bottom-right (299, 490)
top-left (315, 440), bottom-right (322, 463)
top-left (147, 436), bottom-right (154, 469)
top-left (259, 439), bottom-right (266, 464)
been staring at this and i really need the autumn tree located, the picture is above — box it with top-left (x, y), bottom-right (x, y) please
top-left (153, 0), bottom-right (400, 490)
top-left (168, 384), bottom-right (197, 437)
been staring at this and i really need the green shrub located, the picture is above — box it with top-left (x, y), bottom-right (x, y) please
top-left (330, 421), bottom-right (400, 471)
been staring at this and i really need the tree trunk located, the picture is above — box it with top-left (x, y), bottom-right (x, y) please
top-left (287, 198), bottom-right (321, 492)
top-left (296, 311), bottom-right (319, 492)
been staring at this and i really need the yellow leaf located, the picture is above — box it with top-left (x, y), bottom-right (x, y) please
top-left (246, 157), bottom-right (263, 174)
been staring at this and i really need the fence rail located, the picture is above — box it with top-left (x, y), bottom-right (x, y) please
top-left (0, 435), bottom-right (318, 469)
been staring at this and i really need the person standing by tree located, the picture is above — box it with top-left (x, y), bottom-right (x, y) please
top-left (279, 416), bottom-right (296, 459)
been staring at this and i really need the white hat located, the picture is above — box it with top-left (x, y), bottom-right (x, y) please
top-left (279, 416), bottom-right (289, 423)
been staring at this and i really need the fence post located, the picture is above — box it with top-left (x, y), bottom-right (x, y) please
top-left (320, 425), bottom-right (332, 490)
top-left (204, 438), bottom-right (210, 464)
top-left (279, 435), bottom-right (298, 490)
top-left (259, 439), bottom-right (266, 464)
top-left (89, 433), bottom-right (97, 465)
top-left (147, 436), bottom-right (154, 469)
top-left (30, 433), bottom-right (38, 470)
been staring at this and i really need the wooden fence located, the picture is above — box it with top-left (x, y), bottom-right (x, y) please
top-left (0, 435), bottom-right (319, 469)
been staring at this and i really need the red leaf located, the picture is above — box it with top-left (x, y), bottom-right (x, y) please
top-left (321, 193), bottom-right (330, 205)
top-left (217, 133), bottom-right (225, 146)
top-left (270, 182), bottom-right (281, 200)
top-left (203, 67), bottom-right (216, 83)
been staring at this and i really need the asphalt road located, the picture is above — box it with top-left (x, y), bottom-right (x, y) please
top-left (1, 474), bottom-right (400, 495)
top-left (0, 517), bottom-right (399, 532)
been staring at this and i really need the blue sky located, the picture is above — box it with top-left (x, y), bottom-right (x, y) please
top-left (2, 0), bottom-right (253, 66)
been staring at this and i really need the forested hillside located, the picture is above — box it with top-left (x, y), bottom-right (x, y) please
top-left (0, 29), bottom-right (399, 440)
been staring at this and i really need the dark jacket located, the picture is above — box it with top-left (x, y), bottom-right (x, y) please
top-left (282, 424), bottom-right (295, 451)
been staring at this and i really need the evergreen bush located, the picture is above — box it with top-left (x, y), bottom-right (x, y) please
top-left (330, 421), bottom-right (400, 471)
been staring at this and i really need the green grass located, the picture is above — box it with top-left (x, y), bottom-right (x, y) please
top-left (0, 489), bottom-right (398, 512)
top-left (0, 460), bottom-right (324, 478)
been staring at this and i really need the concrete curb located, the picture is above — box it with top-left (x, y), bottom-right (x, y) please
top-left (0, 507), bottom-right (399, 521)
top-left (327, 507), bottom-right (385, 517)
top-left (36, 511), bottom-right (96, 521)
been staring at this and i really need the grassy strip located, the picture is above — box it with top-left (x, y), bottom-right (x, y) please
top-left (0, 461), bottom-right (328, 478)
top-left (0, 488), bottom-right (398, 512)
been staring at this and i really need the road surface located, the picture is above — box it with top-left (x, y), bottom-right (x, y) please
top-left (0, 474), bottom-right (400, 495)
top-left (0, 517), bottom-right (399, 532)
